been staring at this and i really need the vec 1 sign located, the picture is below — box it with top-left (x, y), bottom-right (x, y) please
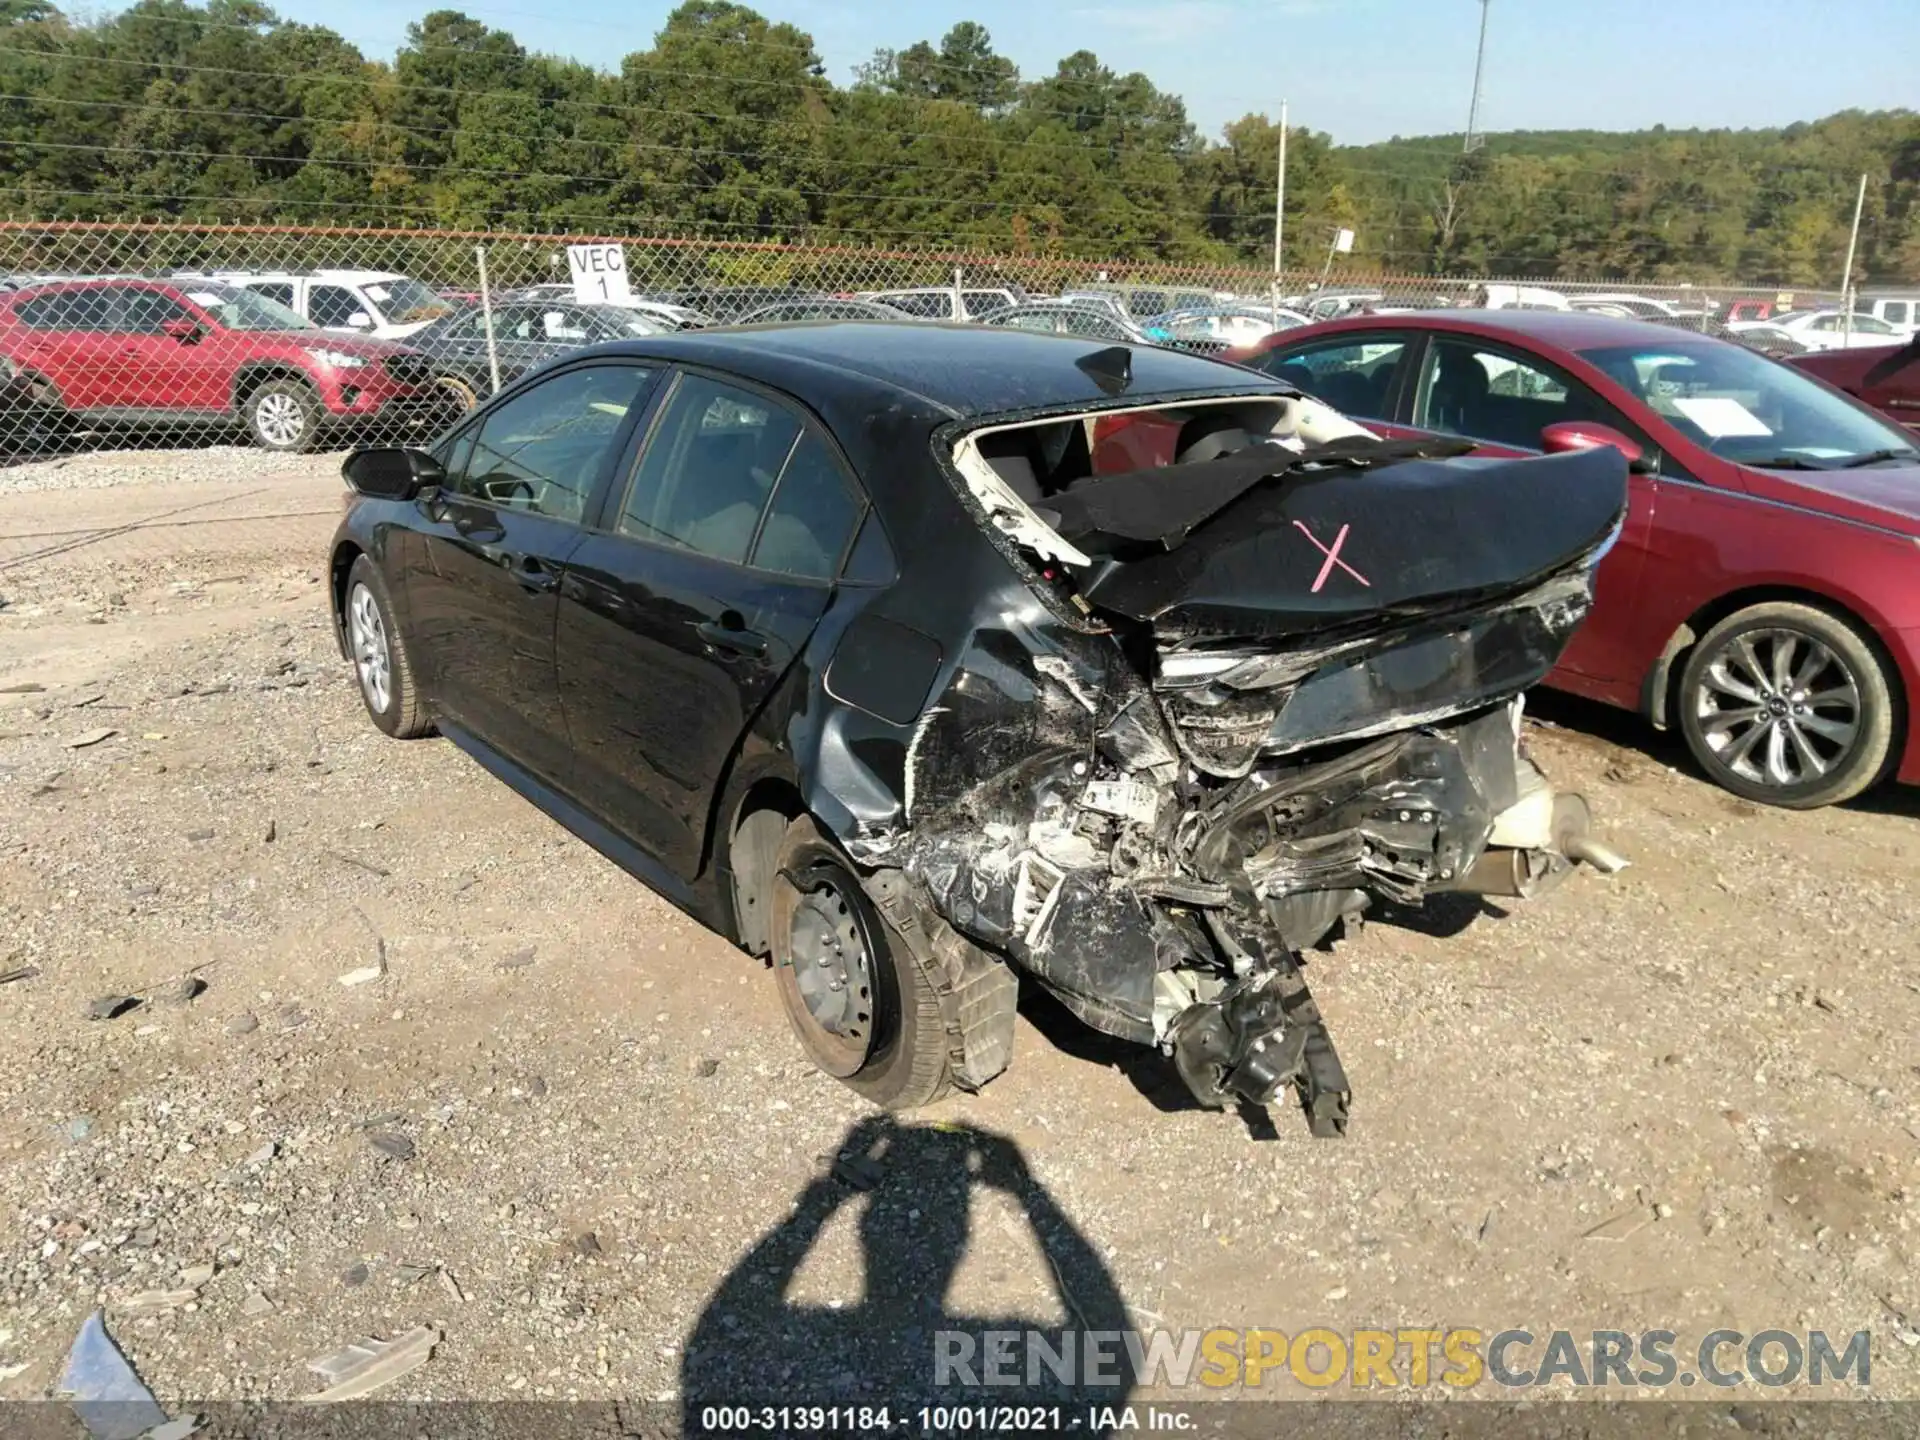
top-left (568, 243), bottom-right (633, 305)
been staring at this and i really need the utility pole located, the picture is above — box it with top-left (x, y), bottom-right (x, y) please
top-left (1839, 171), bottom-right (1867, 344)
top-left (1464, 0), bottom-right (1491, 153)
top-left (1271, 100), bottom-right (1289, 329)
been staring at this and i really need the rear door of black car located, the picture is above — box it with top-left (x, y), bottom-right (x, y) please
top-left (405, 361), bottom-right (659, 786)
top-left (555, 368), bottom-right (868, 879)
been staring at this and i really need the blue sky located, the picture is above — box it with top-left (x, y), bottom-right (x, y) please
top-left (256, 0), bottom-right (1913, 145)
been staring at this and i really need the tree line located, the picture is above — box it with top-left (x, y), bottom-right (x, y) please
top-left (0, 0), bottom-right (1915, 285)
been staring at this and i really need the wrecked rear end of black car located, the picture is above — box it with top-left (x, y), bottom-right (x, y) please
top-left (777, 366), bottom-right (1628, 1137)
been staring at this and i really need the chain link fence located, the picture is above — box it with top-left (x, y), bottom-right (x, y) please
top-left (0, 219), bottom-right (1844, 468)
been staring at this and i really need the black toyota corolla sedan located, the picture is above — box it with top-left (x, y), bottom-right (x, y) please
top-left (328, 322), bottom-right (1628, 1135)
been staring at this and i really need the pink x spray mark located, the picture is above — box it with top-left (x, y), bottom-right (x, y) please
top-left (1293, 520), bottom-right (1370, 593)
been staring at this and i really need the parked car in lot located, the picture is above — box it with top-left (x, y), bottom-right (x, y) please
top-left (1790, 334), bottom-right (1920, 432)
top-left (1142, 304), bottom-right (1309, 352)
top-left (1232, 310), bottom-right (1920, 807)
top-left (406, 299), bottom-right (673, 410)
top-left (1721, 298), bottom-right (1774, 324)
top-left (1569, 292), bottom-right (1684, 319)
top-left (1734, 309), bottom-right (1904, 352)
top-left (985, 301), bottom-right (1152, 343)
top-left (327, 324), bottom-right (1621, 1133)
top-left (1063, 285), bottom-right (1228, 319)
top-left (206, 270), bottom-right (456, 340)
top-left (856, 286), bottom-right (1020, 321)
top-left (0, 279), bottom-right (446, 451)
top-left (735, 298), bottom-right (916, 324)
top-left (502, 285), bottom-right (717, 331)
top-left (1851, 293), bottom-right (1920, 336)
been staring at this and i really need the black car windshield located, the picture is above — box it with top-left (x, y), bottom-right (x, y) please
top-left (1579, 340), bottom-right (1918, 468)
top-left (179, 283), bottom-right (313, 332)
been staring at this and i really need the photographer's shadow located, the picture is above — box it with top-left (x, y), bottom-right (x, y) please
top-left (682, 1115), bottom-right (1137, 1428)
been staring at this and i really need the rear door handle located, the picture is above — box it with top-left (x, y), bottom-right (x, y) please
top-left (696, 618), bottom-right (767, 657)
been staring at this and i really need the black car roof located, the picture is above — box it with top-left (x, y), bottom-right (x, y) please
top-left (576, 321), bottom-right (1284, 420)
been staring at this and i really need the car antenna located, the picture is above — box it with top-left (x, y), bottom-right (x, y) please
top-left (1076, 346), bottom-right (1133, 396)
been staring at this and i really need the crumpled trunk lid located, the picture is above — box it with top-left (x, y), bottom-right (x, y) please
top-left (1052, 445), bottom-right (1628, 775)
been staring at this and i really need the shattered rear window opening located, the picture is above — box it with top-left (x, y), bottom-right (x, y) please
top-left (856, 392), bottom-right (1630, 1134)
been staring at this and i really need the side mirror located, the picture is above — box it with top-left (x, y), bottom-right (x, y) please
top-left (1541, 420), bottom-right (1656, 475)
top-left (347, 312), bottom-right (373, 329)
top-left (162, 318), bottom-right (203, 344)
top-left (342, 447), bottom-right (445, 501)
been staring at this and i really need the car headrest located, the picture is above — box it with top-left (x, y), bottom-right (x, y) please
top-left (1175, 413), bottom-right (1253, 464)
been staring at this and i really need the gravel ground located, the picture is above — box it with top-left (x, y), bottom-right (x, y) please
top-left (1, 449), bottom-right (1918, 1419)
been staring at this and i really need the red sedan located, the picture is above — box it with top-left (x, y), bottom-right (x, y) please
top-left (1227, 310), bottom-right (1920, 809)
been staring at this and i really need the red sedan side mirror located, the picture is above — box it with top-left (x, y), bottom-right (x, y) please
top-left (1541, 420), bottom-right (1655, 475)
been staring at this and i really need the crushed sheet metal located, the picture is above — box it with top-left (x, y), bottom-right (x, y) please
top-left (303, 1325), bottom-right (441, 1401)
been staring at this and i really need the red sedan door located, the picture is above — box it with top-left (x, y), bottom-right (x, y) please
top-left (1247, 324), bottom-right (1656, 690)
top-left (1392, 332), bottom-right (1658, 690)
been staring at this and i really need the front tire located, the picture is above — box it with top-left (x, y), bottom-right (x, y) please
top-left (244, 378), bottom-right (321, 453)
top-left (770, 817), bottom-right (952, 1109)
top-left (344, 556), bottom-right (430, 739)
top-left (1677, 601), bottom-right (1896, 809)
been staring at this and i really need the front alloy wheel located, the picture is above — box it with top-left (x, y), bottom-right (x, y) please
top-left (348, 582), bottom-right (392, 715)
top-left (1678, 602), bottom-right (1895, 809)
top-left (342, 555), bottom-right (430, 739)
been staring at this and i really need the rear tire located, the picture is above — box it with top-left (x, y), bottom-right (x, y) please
top-left (244, 378), bottom-right (321, 453)
top-left (771, 817), bottom-right (952, 1109)
top-left (344, 556), bottom-right (430, 739)
top-left (1677, 601), bottom-right (1895, 809)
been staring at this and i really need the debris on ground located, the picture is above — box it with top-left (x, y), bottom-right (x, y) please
top-left (831, 1152), bottom-right (884, 1191)
top-left (1582, 1206), bottom-right (1655, 1241)
top-left (323, 848), bottom-right (390, 879)
top-left (0, 965), bottom-right (38, 986)
top-left (178, 1264), bottom-right (214, 1288)
top-left (337, 967), bottom-right (383, 988)
top-left (497, 946), bottom-right (535, 970)
top-left (302, 1326), bottom-right (440, 1402)
top-left (239, 1293), bottom-right (275, 1318)
top-left (64, 727), bottom-right (117, 749)
top-left (87, 995), bottom-right (141, 1021)
top-left (115, 1288), bottom-right (198, 1317)
top-left (223, 1012), bottom-right (257, 1037)
top-left (166, 976), bottom-right (208, 1006)
top-left (56, 1310), bottom-right (169, 1440)
top-left (339, 1263), bottom-right (369, 1288)
top-left (367, 1132), bottom-right (414, 1161)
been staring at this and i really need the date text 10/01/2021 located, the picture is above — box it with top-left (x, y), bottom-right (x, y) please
top-left (697, 1406), bottom-right (1194, 1432)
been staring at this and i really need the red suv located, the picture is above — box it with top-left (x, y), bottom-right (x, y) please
top-left (0, 279), bottom-right (447, 452)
